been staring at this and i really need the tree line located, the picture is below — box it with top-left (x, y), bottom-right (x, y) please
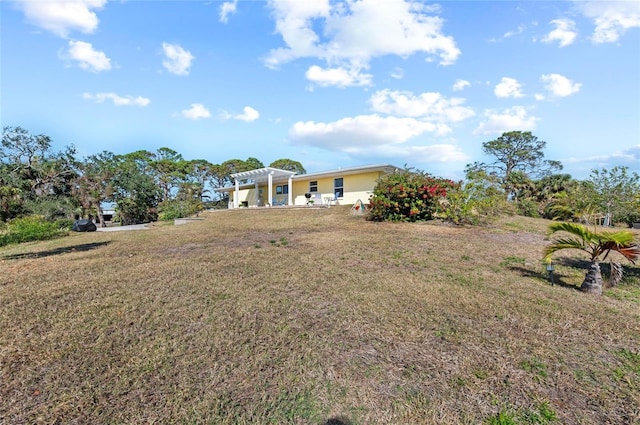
top-left (2, 126), bottom-right (639, 229)
top-left (370, 130), bottom-right (639, 227)
top-left (1, 126), bottom-right (306, 226)
top-left (470, 131), bottom-right (638, 226)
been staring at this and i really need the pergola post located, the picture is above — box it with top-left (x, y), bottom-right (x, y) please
top-left (234, 178), bottom-right (240, 208)
top-left (254, 181), bottom-right (259, 206)
top-left (268, 172), bottom-right (273, 206)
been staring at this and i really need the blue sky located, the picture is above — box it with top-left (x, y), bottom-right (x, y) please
top-left (2, 0), bottom-right (639, 180)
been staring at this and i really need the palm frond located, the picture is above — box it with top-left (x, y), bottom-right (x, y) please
top-left (608, 262), bottom-right (624, 287)
top-left (543, 238), bottom-right (586, 260)
top-left (616, 244), bottom-right (640, 264)
top-left (547, 222), bottom-right (597, 242)
top-left (601, 230), bottom-right (637, 246)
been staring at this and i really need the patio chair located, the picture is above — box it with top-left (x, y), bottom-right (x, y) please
top-left (324, 192), bottom-right (340, 207)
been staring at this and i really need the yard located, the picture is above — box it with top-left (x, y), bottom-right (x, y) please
top-left (1, 207), bottom-right (639, 424)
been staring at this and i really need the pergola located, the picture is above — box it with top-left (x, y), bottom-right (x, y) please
top-left (230, 167), bottom-right (296, 208)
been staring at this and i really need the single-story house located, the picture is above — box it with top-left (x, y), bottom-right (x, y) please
top-left (217, 164), bottom-right (399, 208)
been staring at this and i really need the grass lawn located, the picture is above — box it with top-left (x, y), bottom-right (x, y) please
top-left (1, 207), bottom-right (639, 424)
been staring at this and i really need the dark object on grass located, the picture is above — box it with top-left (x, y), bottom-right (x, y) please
top-left (72, 219), bottom-right (97, 232)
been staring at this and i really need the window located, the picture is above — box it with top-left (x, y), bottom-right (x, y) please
top-left (309, 181), bottom-right (318, 192)
top-left (334, 177), bottom-right (344, 198)
top-left (276, 185), bottom-right (289, 195)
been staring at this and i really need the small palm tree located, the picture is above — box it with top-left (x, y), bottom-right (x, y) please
top-left (543, 222), bottom-right (640, 295)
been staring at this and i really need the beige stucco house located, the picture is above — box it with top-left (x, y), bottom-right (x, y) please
top-left (217, 164), bottom-right (399, 208)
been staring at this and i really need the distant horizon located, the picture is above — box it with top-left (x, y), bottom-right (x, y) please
top-left (3, 0), bottom-right (639, 181)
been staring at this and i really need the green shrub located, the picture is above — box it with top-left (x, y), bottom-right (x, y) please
top-left (23, 197), bottom-right (78, 221)
top-left (0, 215), bottom-right (67, 246)
top-left (516, 198), bottom-right (540, 218)
top-left (617, 206), bottom-right (640, 227)
top-left (54, 218), bottom-right (75, 230)
top-left (158, 199), bottom-right (203, 221)
top-left (368, 168), bottom-right (458, 222)
top-left (115, 198), bottom-right (158, 225)
top-left (436, 181), bottom-right (513, 225)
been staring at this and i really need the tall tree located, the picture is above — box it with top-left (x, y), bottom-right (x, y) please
top-left (184, 159), bottom-right (214, 202)
top-left (587, 166), bottom-right (640, 226)
top-left (218, 158), bottom-right (265, 184)
top-left (465, 131), bottom-right (562, 200)
top-left (112, 152), bottom-right (161, 225)
top-left (269, 158), bottom-right (306, 174)
top-left (1, 126), bottom-right (78, 220)
top-left (74, 151), bottom-right (117, 227)
top-left (244, 157), bottom-right (264, 171)
top-left (150, 147), bottom-right (187, 202)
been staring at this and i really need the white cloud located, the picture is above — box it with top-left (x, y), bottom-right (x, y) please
top-left (452, 79), bottom-right (470, 91)
top-left (542, 19), bottom-right (577, 47)
top-left (289, 114), bottom-right (469, 163)
top-left (369, 89), bottom-right (474, 122)
top-left (162, 42), bottom-right (195, 76)
top-left (265, 0), bottom-right (460, 87)
top-left (82, 92), bottom-right (150, 106)
top-left (305, 65), bottom-right (372, 87)
top-left (219, 0), bottom-right (238, 23)
top-left (390, 67), bottom-right (404, 79)
top-left (363, 144), bottom-right (470, 162)
top-left (264, 0), bottom-right (331, 68)
top-left (564, 145), bottom-right (640, 164)
top-left (181, 103), bottom-right (211, 120)
top-left (65, 40), bottom-right (111, 72)
top-left (235, 106), bottom-right (260, 122)
top-left (289, 114), bottom-right (451, 153)
top-left (473, 106), bottom-right (539, 135)
top-left (577, 0), bottom-right (640, 43)
top-left (221, 106), bottom-right (260, 122)
top-left (534, 93), bottom-right (546, 101)
top-left (494, 77), bottom-right (524, 98)
top-left (16, 0), bottom-right (106, 38)
top-left (504, 24), bottom-right (526, 38)
top-left (540, 73), bottom-right (582, 97)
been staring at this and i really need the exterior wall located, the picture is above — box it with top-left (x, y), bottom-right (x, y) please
top-left (292, 171), bottom-right (383, 206)
top-left (228, 188), bottom-right (251, 207)
top-left (227, 185), bottom-right (285, 207)
top-left (225, 170), bottom-right (387, 207)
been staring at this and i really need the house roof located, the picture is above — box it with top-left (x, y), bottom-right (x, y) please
top-left (291, 164), bottom-right (399, 181)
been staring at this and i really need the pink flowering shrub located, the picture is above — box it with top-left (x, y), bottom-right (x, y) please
top-left (368, 168), bottom-right (459, 222)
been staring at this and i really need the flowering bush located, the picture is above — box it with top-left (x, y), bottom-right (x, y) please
top-left (368, 168), bottom-right (459, 222)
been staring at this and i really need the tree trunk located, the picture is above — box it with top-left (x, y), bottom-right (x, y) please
top-left (97, 205), bottom-right (106, 228)
top-left (581, 262), bottom-right (603, 295)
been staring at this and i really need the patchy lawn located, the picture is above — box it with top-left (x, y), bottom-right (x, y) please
top-left (1, 207), bottom-right (639, 424)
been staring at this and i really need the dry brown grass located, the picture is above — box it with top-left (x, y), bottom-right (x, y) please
top-left (1, 207), bottom-right (639, 424)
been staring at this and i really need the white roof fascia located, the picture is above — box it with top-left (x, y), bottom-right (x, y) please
top-left (292, 164), bottom-right (399, 181)
top-left (215, 183), bottom-right (254, 193)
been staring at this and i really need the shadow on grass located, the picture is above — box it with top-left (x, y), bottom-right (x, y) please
top-left (2, 241), bottom-right (111, 260)
top-left (508, 265), bottom-right (581, 292)
top-left (557, 258), bottom-right (640, 285)
top-left (322, 416), bottom-right (352, 425)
